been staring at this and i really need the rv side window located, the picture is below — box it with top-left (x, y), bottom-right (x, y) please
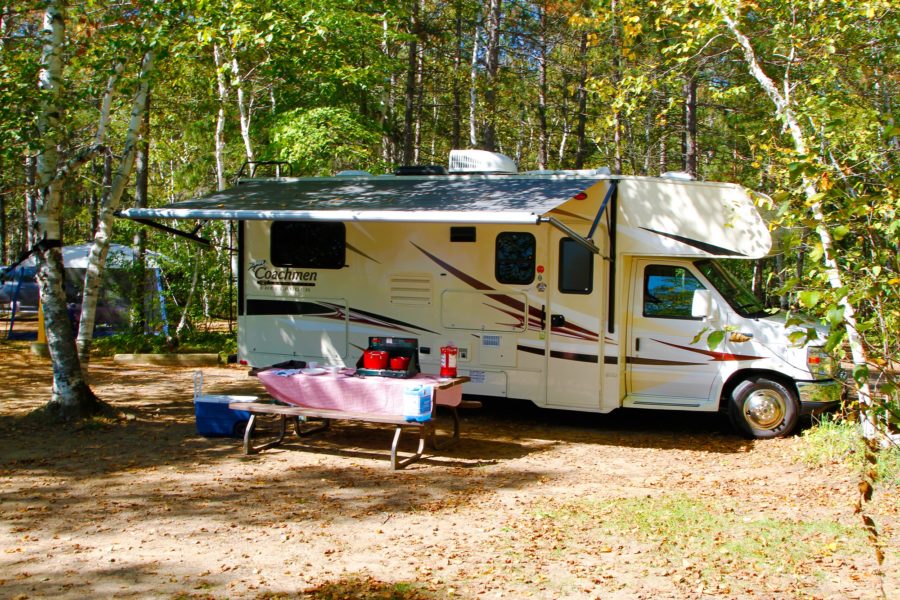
top-left (558, 238), bottom-right (593, 294)
top-left (270, 221), bottom-right (346, 269)
top-left (643, 265), bottom-right (705, 319)
top-left (495, 232), bottom-right (536, 284)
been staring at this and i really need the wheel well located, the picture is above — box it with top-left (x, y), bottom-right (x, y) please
top-left (718, 369), bottom-right (799, 412)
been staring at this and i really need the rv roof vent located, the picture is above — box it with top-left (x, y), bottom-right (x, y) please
top-left (394, 165), bottom-right (448, 176)
top-left (335, 170), bottom-right (373, 177)
top-left (661, 171), bottom-right (694, 181)
top-left (448, 150), bottom-right (518, 174)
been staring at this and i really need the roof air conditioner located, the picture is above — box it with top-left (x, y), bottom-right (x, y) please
top-left (661, 171), bottom-right (694, 181)
top-left (448, 150), bottom-right (518, 174)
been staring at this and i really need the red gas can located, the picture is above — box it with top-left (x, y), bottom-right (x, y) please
top-left (439, 343), bottom-right (458, 377)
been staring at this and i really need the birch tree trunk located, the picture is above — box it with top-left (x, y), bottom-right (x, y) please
top-left (213, 44), bottom-right (228, 191)
top-left (380, 15), bottom-right (396, 164)
top-left (682, 76), bottom-right (698, 178)
top-left (469, 23), bottom-right (480, 147)
top-left (32, 1), bottom-right (103, 419)
top-left (231, 56), bottom-right (254, 164)
top-left (713, 3), bottom-right (875, 441)
top-left (77, 50), bottom-right (154, 365)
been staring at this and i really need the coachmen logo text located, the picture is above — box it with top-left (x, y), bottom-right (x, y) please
top-left (248, 260), bottom-right (317, 287)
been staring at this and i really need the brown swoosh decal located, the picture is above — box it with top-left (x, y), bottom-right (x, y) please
top-left (626, 356), bottom-right (706, 366)
top-left (653, 339), bottom-right (763, 362)
top-left (346, 242), bottom-right (380, 264)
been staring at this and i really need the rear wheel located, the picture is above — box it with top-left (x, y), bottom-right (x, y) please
top-left (728, 377), bottom-right (799, 439)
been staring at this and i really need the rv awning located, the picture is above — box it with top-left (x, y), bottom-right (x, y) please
top-left (119, 176), bottom-right (606, 224)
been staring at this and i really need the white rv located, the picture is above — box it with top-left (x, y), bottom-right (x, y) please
top-left (123, 150), bottom-right (841, 438)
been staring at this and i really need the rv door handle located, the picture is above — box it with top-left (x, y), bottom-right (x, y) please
top-left (540, 304), bottom-right (546, 330)
top-left (551, 314), bottom-right (566, 328)
top-left (635, 337), bottom-right (640, 352)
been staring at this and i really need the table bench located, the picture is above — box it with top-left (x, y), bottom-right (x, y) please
top-left (230, 375), bottom-right (475, 470)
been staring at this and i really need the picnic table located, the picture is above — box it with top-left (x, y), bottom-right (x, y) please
top-left (232, 370), bottom-right (473, 470)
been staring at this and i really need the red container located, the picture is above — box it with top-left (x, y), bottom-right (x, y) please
top-left (363, 350), bottom-right (389, 369)
top-left (440, 343), bottom-right (458, 377)
top-left (390, 355), bottom-right (410, 370)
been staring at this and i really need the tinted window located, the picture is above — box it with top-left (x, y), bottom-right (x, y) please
top-left (496, 232), bottom-right (536, 284)
top-left (643, 264), bottom-right (705, 319)
top-left (559, 238), bottom-right (593, 294)
top-left (271, 221), bottom-right (345, 269)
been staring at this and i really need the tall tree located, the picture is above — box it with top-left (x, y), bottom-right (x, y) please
top-left (30, 1), bottom-right (104, 419)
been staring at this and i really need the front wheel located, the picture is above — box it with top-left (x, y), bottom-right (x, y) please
top-left (728, 377), bottom-right (799, 439)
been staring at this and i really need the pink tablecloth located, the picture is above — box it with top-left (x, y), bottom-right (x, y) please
top-left (256, 370), bottom-right (463, 416)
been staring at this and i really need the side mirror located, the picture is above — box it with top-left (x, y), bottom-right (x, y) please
top-left (691, 289), bottom-right (714, 319)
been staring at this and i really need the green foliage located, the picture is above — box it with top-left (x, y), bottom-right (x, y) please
top-left (798, 416), bottom-right (899, 488)
top-left (272, 107), bottom-right (383, 175)
top-left (93, 329), bottom-right (236, 357)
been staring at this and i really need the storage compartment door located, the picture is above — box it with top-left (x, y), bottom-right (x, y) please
top-left (243, 296), bottom-right (349, 359)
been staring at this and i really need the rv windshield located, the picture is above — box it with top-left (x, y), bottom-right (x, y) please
top-left (694, 259), bottom-right (771, 318)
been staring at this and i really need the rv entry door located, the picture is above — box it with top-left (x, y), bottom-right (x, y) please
top-left (545, 232), bottom-right (603, 409)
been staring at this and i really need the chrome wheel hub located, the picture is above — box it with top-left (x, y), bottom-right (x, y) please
top-left (744, 389), bottom-right (785, 430)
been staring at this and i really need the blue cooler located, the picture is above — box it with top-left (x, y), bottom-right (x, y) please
top-left (194, 395), bottom-right (256, 437)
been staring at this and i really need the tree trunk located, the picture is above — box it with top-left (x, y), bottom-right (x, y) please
top-left (451, 0), bottom-right (463, 150)
top-left (481, 0), bottom-right (502, 151)
top-left (574, 32), bottom-right (589, 169)
top-left (231, 56), bottom-right (255, 164)
top-left (213, 44), bottom-right (228, 191)
top-left (536, 5), bottom-right (549, 170)
top-left (682, 76), bottom-right (698, 178)
top-left (0, 155), bottom-right (5, 263)
top-left (659, 114), bottom-right (668, 174)
top-left (611, 0), bottom-right (623, 174)
top-left (32, 1), bottom-right (104, 420)
top-left (176, 249), bottom-right (201, 336)
top-left (132, 90), bottom-right (151, 333)
top-left (413, 40), bottom-right (424, 164)
top-left (0, 6), bottom-right (11, 52)
top-left (402, 0), bottom-right (420, 165)
top-left (380, 15), bottom-right (397, 164)
top-left (77, 51), bottom-right (154, 365)
top-left (469, 22), bottom-right (480, 147)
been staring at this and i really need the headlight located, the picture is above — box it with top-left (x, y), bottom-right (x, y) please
top-left (806, 346), bottom-right (834, 379)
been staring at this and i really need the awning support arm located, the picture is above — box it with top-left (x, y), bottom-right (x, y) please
top-left (123, 215), bottom-right (213, 246)
top-left (587, 179), bottom-right (619, 241)
top-left (541, 217), bottom-right (601, 255)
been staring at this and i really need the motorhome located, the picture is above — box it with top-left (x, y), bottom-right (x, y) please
top-left (122, 150), bottom-right (841, 438)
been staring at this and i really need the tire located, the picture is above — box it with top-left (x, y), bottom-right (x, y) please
top-left (728, 377), bottom-right (799, 439)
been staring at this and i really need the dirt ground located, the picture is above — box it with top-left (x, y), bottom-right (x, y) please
top-left (0, 341), bottom-right (896, 599)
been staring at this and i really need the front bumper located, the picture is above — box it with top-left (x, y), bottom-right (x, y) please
top-left (797, 379), bottom-right (843, 415)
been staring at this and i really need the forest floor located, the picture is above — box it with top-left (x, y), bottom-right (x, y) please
top-left (0, 340), bottom-right (896, 599)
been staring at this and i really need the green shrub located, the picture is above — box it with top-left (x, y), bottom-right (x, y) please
top-left (798, 415), bottom-right (899, 487)
top-left (93, 330), bottom-right (236, 357)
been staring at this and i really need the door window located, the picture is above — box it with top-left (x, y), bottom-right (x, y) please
top-left (643, 264), bottom-right (705, 319)
top-left (558, 238), bottom-right (593, 294)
